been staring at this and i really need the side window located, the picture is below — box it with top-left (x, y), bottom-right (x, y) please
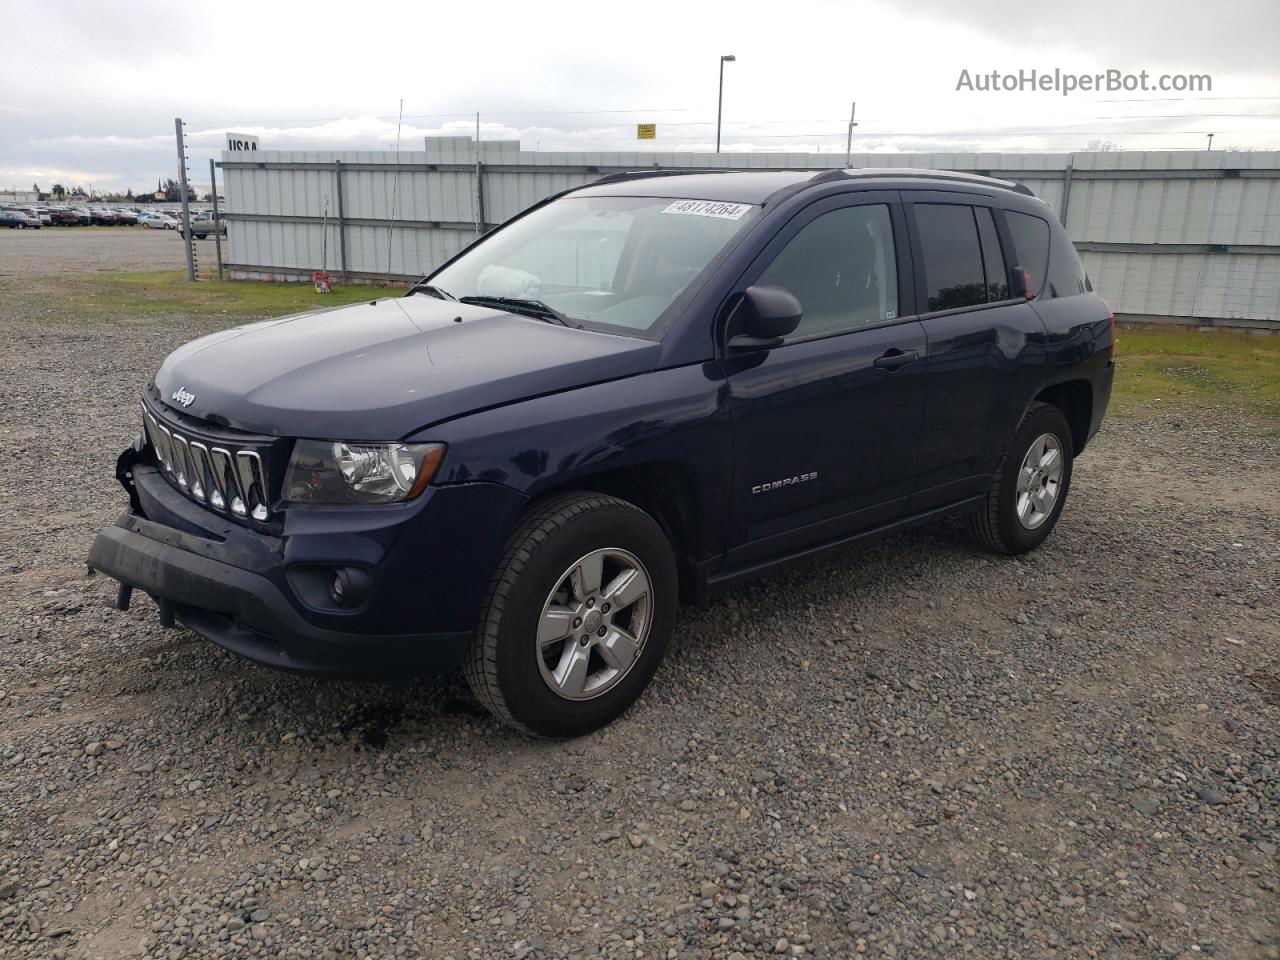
top-left (915, 204), bottom-right (988, 311)
top-left (757, 204), bottom-right (898, 337)
top-left (975, 207), bottom-right (1009, 301)
top-left (1005, 211), bottom-right (1051, 298)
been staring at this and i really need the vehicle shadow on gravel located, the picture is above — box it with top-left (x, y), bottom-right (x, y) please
top-left (92, 516), bottom-right (982, 752)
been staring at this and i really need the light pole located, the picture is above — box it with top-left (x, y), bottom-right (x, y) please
top-left (845, 102), bottom-right (858, 166)
top-left (716, 54), bottom-right (736, 154)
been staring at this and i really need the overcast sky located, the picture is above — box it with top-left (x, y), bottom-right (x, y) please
top-left (2, 0), bottom-right (1278, 194)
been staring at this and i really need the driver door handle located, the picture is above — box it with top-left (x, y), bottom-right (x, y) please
top-left (874, 348), bottom-right (920, 370)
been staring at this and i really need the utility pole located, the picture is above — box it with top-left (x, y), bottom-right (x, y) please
top-left (1206, 132), bottom-right (1214, 150)
top-left (845, 102), bottom-right (858, 167)
top-left (208, 158), bottom-right (224, 281)
top-left (174, 117), bottom-right (195, 281)
top-left (716, 54), bottom-right (736, 154)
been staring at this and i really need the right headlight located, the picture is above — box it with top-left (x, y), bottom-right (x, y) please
top-left (284, 440), bottom-right (446, 505)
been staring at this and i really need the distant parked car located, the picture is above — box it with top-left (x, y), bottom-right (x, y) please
top-left (90, 207), bottom-right (120, 226)
top-left (176, 211), bottom-right (226, 240)
top-left (48, 208), bottom-right (79, 226)
top-left (140, 212), bottom-right (177, 230)
top-left (11, 208), bottom-right (41, 228)
top-left (0, 209), bottom-right (33, 228)
top-left (114, 209), bottom-right (139, 225)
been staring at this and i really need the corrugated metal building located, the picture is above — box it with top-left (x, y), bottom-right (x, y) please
top-left (220, 141), bottom-right (1280, 328)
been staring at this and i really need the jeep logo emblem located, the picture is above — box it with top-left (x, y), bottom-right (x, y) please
top-left (171, 387), bottom-right (197, 408)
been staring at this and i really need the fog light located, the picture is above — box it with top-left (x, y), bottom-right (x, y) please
top-left (328, 568), bottom-right (369, 609)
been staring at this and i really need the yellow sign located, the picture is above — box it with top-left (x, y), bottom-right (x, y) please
top-left (636, 123), bottom-right (656, 140)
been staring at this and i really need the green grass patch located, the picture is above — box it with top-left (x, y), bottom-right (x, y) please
top-left (5, 267), bottom-right (1276, 427)
top-left (1113, 325), bottom-right (1280, 423)
top-left (11, 270), bottom-right (398, 320)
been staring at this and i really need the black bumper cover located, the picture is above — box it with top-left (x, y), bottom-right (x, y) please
top-left (89, 513), bottom-right (470, 678)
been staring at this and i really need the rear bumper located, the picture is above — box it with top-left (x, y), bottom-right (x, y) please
top-left (89, 515), bottom-right (472, 677)
top-left (1088, 360), bottom-right (1115, 443)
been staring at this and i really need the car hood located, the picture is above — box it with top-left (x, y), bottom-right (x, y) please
top-left (152, 295), bottom-right (661, 439)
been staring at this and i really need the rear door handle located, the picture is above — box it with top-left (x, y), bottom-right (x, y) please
top-left (874, 349), bottom-right (919, 370)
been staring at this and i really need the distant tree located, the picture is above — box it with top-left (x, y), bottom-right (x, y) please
top-left (1083, 139), bottom-right (1124, 152)
top-left (32, 182), bottom-right (41, 195)
top-left (51, 183), bottom-right (66, 199)
top-left (70, 186), bottom-right (87, 197)
top-left (161, 177), bottom-right (198, 202)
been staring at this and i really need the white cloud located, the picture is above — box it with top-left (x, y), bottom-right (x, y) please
top-left (0, 165), bottom-right (124, 184)
top-left (1, 0), bottom-right (1276, 192)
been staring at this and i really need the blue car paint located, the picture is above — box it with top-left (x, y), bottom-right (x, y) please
top-left (152, 297), bottom-right (662, 440)
top-left (89, 170), bottom-right (1115, 675)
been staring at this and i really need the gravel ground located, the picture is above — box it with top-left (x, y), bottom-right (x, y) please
top-left (0, 226), bottom-right (185, 278)
top-left (0, 276), bottom-right (1276, 959)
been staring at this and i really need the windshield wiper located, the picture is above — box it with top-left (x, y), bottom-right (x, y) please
top-left (457, 295), bottom-right (583, 329)
top-left (407, 281), bottom-right (457, 301)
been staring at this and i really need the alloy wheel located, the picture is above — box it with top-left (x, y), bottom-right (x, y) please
top-left (535, 548), bottom-right (653, 700)
top-left (1015, 432), bottom-right (1064, 529)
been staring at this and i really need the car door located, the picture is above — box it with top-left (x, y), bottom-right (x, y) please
top-left (903, 193), bottom-right (1050, 511)
top-left (720, 192), bottom-right (929, 569)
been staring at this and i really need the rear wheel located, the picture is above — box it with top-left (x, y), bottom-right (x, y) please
top-left (464, 493), bottom-right (677, 738)
top-left (969, 402), bottom-right (1074, 554)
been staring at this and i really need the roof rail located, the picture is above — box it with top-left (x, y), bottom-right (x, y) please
top-left (589, 169), bottom-right (732, 187)
top-left (807, 167), bottom-right (1034, 195)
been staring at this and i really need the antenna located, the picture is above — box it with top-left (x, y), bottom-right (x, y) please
top-left (385, 98), bottom-right (404, 280)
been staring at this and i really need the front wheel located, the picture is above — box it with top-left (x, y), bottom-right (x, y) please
top-left (969, 402), bottom-right (1074, 554)
top-left (464, 493), bottom-right (678, 738)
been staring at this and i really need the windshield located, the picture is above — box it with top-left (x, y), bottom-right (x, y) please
top-left (423, 195), bottom-right (758, 334)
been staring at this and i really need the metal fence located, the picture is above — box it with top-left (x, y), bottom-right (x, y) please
top-left (220, 139), bottom-right (1280, 329)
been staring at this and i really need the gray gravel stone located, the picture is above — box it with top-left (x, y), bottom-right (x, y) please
top-left (0, 241), bottom-right (1277, 959)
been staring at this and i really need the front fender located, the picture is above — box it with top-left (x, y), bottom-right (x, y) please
top-left (420, 364), bottom-right (732, 559)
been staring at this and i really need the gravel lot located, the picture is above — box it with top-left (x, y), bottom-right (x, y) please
top-left (0, 248), bottom-right (1277, 959)
top-left (0, 226), bottom-right (185, 278)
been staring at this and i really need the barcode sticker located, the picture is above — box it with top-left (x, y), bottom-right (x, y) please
top-left (661, 199), bottom-right (753, 221)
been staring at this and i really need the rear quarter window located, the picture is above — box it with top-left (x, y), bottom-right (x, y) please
top-left (1045, 226), bottom-right (1090, 299)
top-left (1005, 211), bottom-right (1050, 298)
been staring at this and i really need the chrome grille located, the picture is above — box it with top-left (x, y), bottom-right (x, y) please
top-left (142, 403), bottom-right (273, 522)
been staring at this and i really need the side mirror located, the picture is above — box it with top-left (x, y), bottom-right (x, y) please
top-left (728, 285), bottom-right (803, 350)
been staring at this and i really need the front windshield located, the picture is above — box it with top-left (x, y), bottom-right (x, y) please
top-left (425, 195), bottom-right (759, 334)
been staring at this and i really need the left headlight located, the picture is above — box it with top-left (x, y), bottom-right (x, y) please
top-left (284, 441), bottom-right (446, 505)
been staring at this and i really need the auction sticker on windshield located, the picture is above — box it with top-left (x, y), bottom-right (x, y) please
top-left (661, 199), bottom-right (753, 220)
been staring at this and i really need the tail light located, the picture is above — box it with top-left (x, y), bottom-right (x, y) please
top-left (1104, 299), bottom-right (1116, 361)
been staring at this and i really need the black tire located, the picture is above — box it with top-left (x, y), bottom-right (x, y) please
top-left (463, 492), bottom-right (678, 738)
top-left (969, 402), bottom-right (1074, 555)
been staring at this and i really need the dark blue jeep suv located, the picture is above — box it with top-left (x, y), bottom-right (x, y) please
top-left (89, 168), bottom-right (1114, 737)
